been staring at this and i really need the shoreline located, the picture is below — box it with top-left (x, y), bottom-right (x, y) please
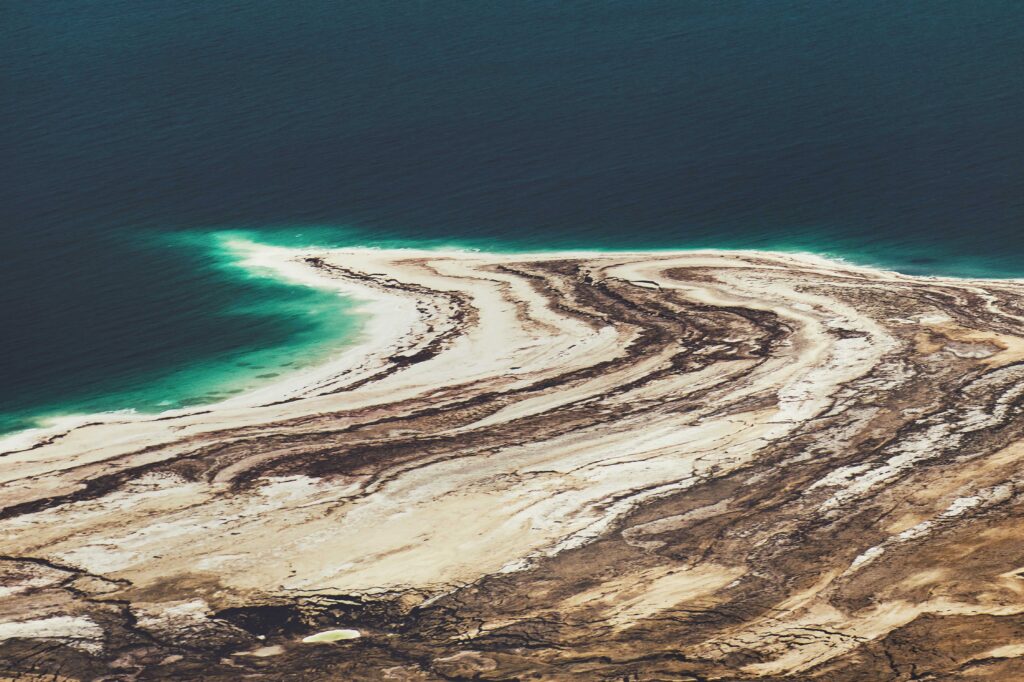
top-left (5, 244), bottom-right (1024, 677)
top-left (2, 240), bottom-right (1020, 454)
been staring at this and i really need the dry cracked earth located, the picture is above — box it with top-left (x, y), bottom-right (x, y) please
top-left (4, 248), bottom-right (1024, 681)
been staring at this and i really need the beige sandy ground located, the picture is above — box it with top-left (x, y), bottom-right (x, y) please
top-left (4, 245), bottom-right (1024, 679)
top-left (0, 246), bottom-right (889, 590)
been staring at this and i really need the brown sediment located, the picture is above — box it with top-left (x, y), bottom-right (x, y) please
top-left (3, 246), bottom-right (1024, 680)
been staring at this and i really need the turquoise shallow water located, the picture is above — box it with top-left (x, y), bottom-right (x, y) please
top-left (4, 1), bottom-right (1024, 434)
top-left (2, 221), bottom-right (1020, 437)
top-left (0, 223), bottom-right (1017, 436)
top-left (0, 233), bottom-right (364, 434)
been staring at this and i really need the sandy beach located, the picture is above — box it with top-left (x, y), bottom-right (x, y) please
top-left (4, 246), bottom-right (1024, 679)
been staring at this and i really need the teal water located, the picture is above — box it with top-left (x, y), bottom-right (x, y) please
top-left (0, 233), bottom-right (364, 434)
top-left (0, 225), bottom-right (1012, 437)
top-left (4, 1), bottom-right (1024, 434)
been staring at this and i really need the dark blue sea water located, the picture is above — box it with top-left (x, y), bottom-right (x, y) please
top-left (3, 1), bottom-right (1024, 432)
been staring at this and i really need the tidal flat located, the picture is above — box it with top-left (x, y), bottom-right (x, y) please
top-left (3, 246), bottom-right (1024, 679)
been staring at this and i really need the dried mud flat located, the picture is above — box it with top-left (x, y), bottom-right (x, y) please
top-left (4, 247), bottom-right (1024, 680)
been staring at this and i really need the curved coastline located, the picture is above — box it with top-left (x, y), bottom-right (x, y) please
top-left (0, 238), bottom-right (991, 454)
top-left (5, 229), bottom-right (1011, 443)
top-left (5, 244), bottom-right (1024, 678)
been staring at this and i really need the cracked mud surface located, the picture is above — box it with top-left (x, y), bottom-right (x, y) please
top-left (4, 247), bottom-right (1024, 680)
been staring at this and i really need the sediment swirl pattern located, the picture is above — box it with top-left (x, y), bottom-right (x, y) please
top-left (3, 247), bottom-right (1024, 680)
